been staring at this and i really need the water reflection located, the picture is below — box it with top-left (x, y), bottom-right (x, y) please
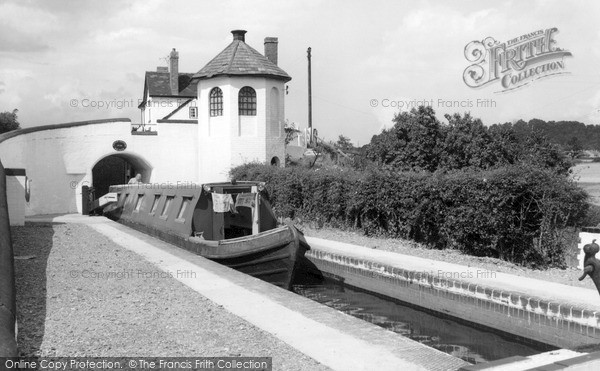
top-left (293, 276), bottom-right (553, 364)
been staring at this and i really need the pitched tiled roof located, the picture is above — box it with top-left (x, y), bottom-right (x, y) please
top-left (145, 72), bottom-right (198, 97)
top-left (193, 40), bottom-right (291, 82)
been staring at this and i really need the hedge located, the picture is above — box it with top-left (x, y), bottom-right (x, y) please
top-left (231, 163), bottom-right (589, 268)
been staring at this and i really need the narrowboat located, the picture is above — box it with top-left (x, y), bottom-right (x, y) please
top-left (103, 181), bottom-right (308, 290)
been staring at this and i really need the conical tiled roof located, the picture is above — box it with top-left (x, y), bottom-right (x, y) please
top-left (194, 36), bottom-right (291, 82)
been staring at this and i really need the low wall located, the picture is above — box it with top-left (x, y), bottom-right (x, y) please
top-left (0, 160), bottom-right (18, 357)
top-left (304, 237), bottom-right (600, 350)
top-left (4, 169), bottom-right (26, 226)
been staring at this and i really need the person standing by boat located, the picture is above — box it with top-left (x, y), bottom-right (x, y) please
top-left (128, 173), bottom-right (142, 184)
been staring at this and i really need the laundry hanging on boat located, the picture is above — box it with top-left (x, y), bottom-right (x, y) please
top-left (211, 193), bottom-right (235, 213)
top-left (235, 193), bottom-right (256, 209)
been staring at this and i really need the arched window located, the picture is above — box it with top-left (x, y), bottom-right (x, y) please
top-left (238, 86), bottom-right (256, 116)
top-left (209, 87), bottom-right (223, 117)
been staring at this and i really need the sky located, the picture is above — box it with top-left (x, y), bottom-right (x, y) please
top-left (1, 0), bottom-right (600, 146)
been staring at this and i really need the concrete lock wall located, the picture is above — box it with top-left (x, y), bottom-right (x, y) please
top-left (305, 238), bottom-right (600, 350)
top-left (0, 160), bottom-right (18, 357)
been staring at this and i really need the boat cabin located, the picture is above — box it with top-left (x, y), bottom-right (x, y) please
top-left (107, 181), bottom-right (278, 242)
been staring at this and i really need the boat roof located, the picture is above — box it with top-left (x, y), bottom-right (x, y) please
top-left (203, 180), bottom-right (264, 188)
top-left (110, 180), bottom-right (264, 191)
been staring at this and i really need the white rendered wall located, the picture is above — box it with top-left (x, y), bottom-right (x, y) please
top-left (197, 76), bottom-right (286, 182)
top-left (265, 84), bottom-right (286, 165)
top-left (149, 121), bottom-right (198, 184)
top-left (0, 119), bottom-right (198, 215)
top-left (142, 96), bottom-right (198, 128)
top-left (198, 76), bottom-right (234, 182)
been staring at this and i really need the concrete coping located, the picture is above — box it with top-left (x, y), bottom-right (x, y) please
top-left (305, 237), bottom-right (600, 312)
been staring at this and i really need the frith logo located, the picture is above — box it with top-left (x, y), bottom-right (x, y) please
top-left (463, 28), bottom-right (572, 92)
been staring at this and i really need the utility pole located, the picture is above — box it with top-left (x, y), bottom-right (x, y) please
top-left (307, 47), bottom-right (313, 147)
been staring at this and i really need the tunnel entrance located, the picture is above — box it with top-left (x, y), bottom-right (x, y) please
top-left (92, 154), bottom-right (152, 197)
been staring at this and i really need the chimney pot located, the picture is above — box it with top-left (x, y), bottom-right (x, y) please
top-left (264, 37), bottom-right (278, 65)
top-left (169, 48), bottom-right (179, 95)
top-left (231, 30), bottom-right (247, 42)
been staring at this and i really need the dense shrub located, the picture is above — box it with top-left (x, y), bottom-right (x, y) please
top-left (231, 163), bottom-right (588, 268)
top-left (582, 203), bottom-right (600, 226)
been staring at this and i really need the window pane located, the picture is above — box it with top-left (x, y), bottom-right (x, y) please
top-left (134, 194), bottom-right (144, 211)
top-left (161, 196), bottom-right (174, 217)
top-left (238, 86), bottom-right (256, 116)
top-left (177, 197), bottom-right (192, 220)
top-left (210, 87), bottom-right (223, 117)
top-left (189, 106), bottom-right (198, 119)
top-left (150, 195), bottom-right (161, 214)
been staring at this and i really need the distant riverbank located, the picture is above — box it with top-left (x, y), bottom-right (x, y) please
top-left (572, 162), bottom-right (600, 183)
top-left (572, 162), bottom-right (600, 206)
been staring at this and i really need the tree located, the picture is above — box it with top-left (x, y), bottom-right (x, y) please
top-left (440, 113), bottom-right (497, 170)
top-left (0, 109), bottom-right (20, 134)
top-left (567, 136), bottom-right (583, 156)
top-left (366, 106), bottom-right (443, 172)
top-left (335, 135), bottom-right (354, 152)
top-left (518, 131), bottom-right (572, 176)
top-left (283, 120), bottom-right (301, 145)
top-left (512, 119), bottom-right (529, 138)
top-left (487, 123), bottom-right (521, 165)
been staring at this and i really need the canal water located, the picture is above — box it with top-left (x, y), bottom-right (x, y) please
top-left (292, 275), bottom-right (554, 364)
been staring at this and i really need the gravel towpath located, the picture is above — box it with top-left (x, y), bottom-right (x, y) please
top-left (12, 222), bottom-right (329, 371)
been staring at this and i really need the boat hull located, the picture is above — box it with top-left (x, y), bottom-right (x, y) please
top-left (115, 217), bottom-right (308, 289)
top-left (104, 183), bottom-right (308, 290)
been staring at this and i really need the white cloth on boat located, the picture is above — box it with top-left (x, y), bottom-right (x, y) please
top-left (211, 193), bottom-right (234, 213)
top-left (235, 193), bottom-right (256, 209)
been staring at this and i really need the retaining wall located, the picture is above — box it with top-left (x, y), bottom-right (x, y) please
top-left (304, 237), bottom-right (600, 350)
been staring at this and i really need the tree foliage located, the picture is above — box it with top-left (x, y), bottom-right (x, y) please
top-left (491, 118), bottom-right (600, 152)
top-left (365, 106), bottom-right (443, 172)
top-left (283, 120), bottom-right (301, 145)
top-left (439, 112), bottom-right (498, 170)
top-left (364, 106), bottom-right (571, 175)
top-left (0, 109), bottom-right (20, 134)
top-left (335, 135), bottom-right (354, 152)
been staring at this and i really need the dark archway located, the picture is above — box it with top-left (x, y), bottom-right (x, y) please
top-left (92, 154), bottom-right (152, 197)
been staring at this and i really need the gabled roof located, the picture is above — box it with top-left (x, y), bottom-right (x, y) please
top-left (193, 40), bottom-right (291, 82)
top-left (139, 72), bottom-right (198, 108)
top-left (145, 72), bottom-right (198, 97)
